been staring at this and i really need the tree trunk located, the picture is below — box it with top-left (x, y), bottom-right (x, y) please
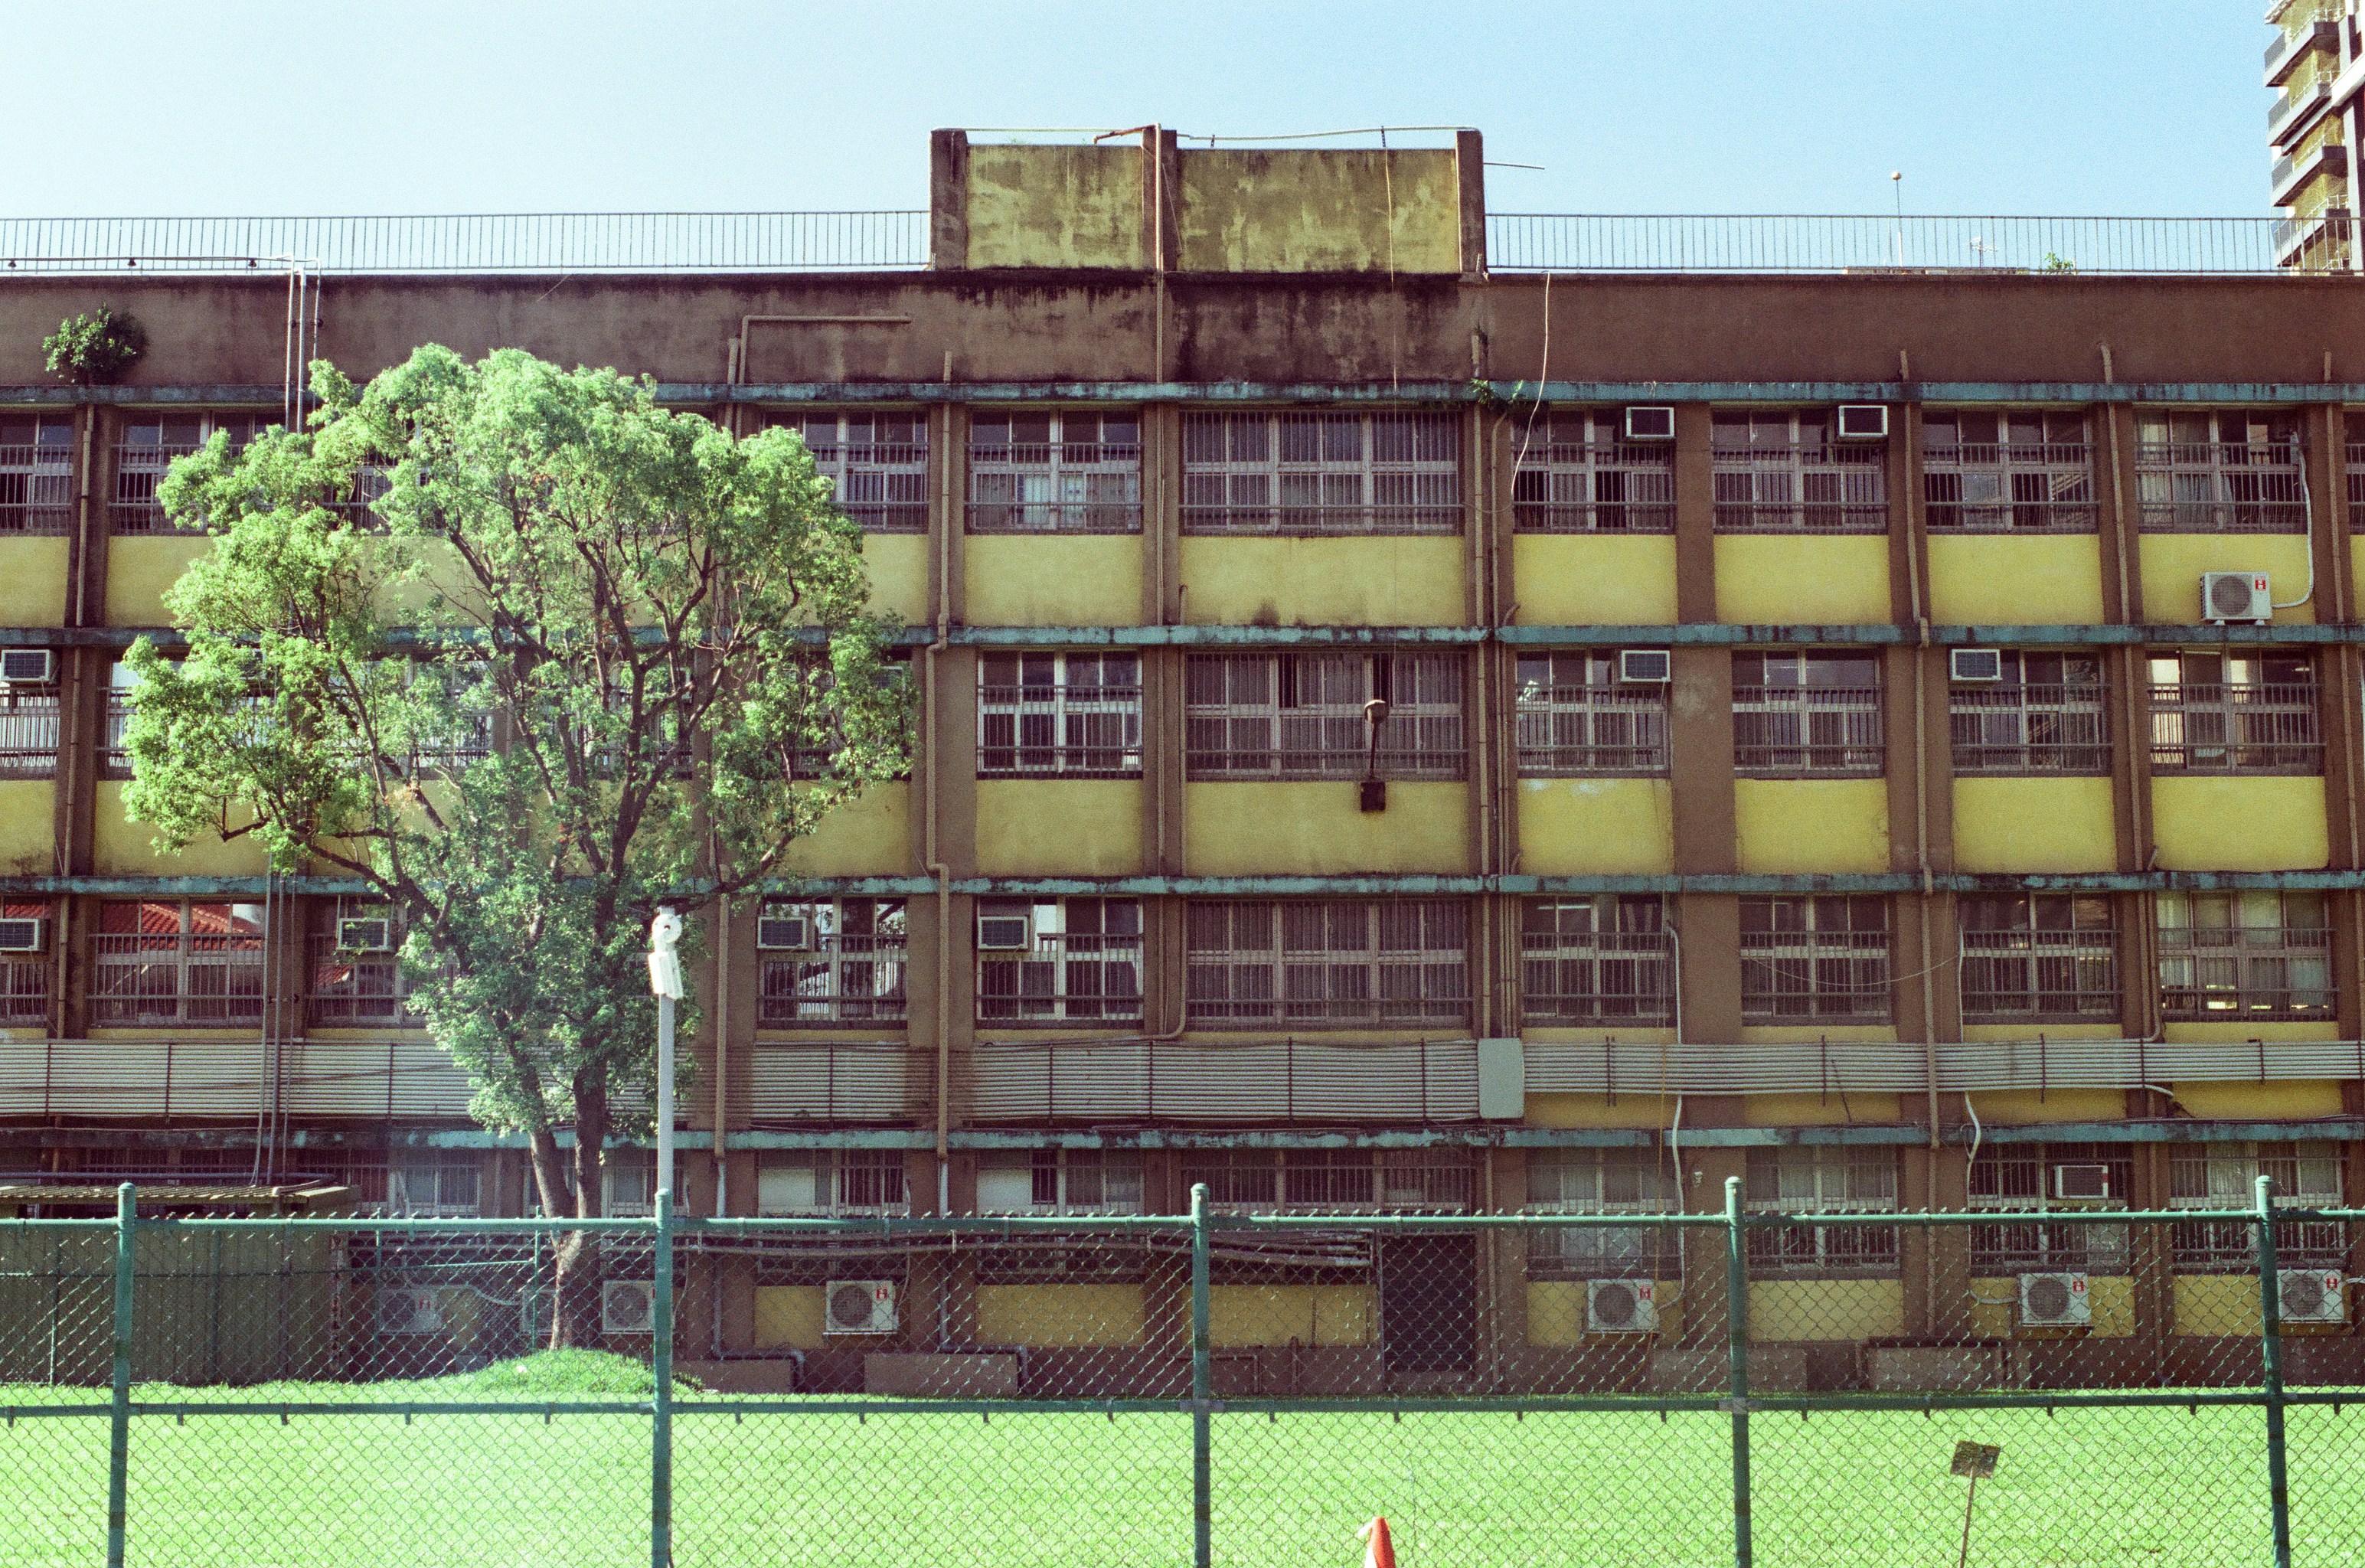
top-left (544, 1082), bottom-right (612, 1350)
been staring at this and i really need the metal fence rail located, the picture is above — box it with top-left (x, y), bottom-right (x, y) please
top-left (1487, 214), bottom-right (2311, 275)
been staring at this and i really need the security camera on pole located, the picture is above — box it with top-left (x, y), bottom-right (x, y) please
top-left (646, 906), bottom-right (687, 1209)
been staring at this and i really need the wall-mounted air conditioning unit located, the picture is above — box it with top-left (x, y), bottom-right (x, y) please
top-left (756, 911), bottom-right (815, 951)
top-left (1585, 1278), bottom-right (1658, 1334)
top-left (2053, 1163), bottom-right (2113, 1200)
top-left (825, 1279), bottom-right (899, 1335)
top-left (1622, 407), bottom-right (1677, 442)
top-left (975, 913), bottom-right (1033, 951)
top-left (602, 1279), bottom-right (657, 1335)
top-left (375, 1286), bottom-right (444, 1336)
top-left (0, 918), bottom-right (44, 954)
top-left (1617, 648), bottom-right (1673, 684)
top-left (337, 916), bottom-right (394, 953)
top-left (1836, 404), bottom-right (1890, 440)
top-left (2200, 571), bottom-right (2272, 624)
top-left (0, 649), bottom-right (54, 685)
top-left (2017, 1272), bottom-right (2091, 1328)
top-left (1949, 648), bottom-right (2004, 683)
top-left (2278, 1269), bottom-right (2348, 1325)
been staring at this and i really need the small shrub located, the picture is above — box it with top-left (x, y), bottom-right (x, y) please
top-left (44, 306), bottom-right (148, 384)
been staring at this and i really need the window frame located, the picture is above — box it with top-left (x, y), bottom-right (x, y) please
top-left (1519, 896), bottom-right (1674, 1027)
top-left (975, 896), bottom-right (1144, 1026)
top-left (1711, 409), bottom-right (1888, 534)
top-left (753, 1149), bottom-right (912, 1217)
top-left (2155, 890), bottom-right (2335, 1022)
top-left (1920, 410), bottom-right (2096, 534)
top-left (975, 1149), bottom-right (1146, 1217)
top-left (1186, 898), bottom-right (1470, 1031)
top-left (966, 410), bottom-right (1142, 535)
top-left (1523, 1147), bottom-right (1681, 1279)
top-left (307, 898), bottom-right (416, 1027)
top-left (1510, 409), bottom-right (1676, 534)
top-left (976, 652), bottom-right (1143, 778)
top-left (1732, 652), bottom-right (1885, 777)
top-left (1184, 651), bottom-right (1466, 782)
top-left (0, 416), bottom-right (73, 537)
top-left (2147, 650), bottom-right (2321, 776)
top-left (758, 897), bottom-right (910, 1027)
top-left (1739, 896), bottom-right (1893, 1025)
top-left (1949, 650), bottom-right (2109, 775)
top-left (1957, 893), bottom-right (2120, 1025)
top-left (1744, 1147), bottom-right (1900, 1277)
top-left (111, 413), bottom-right (273, 535)
top-left (1513, 652), bottom-right (1670, 776)
top-left (2135, 411), bottom-right (2306, 534)
top-left (1965, 1142), bottom-right (2133, 1274)
top-left (1181, 410), bottom-right (1462, 537)
top-left (2168, 1141), bottom-right (2345, 1270)
top-left (91, 899), bottom-right (267, 1027)
top-left (763, 410), bottom-right (929, 533)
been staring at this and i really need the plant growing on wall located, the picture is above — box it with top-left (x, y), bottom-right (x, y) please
top-left (42, 306), bottom-right (148, 384)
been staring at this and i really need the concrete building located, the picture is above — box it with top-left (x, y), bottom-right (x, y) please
top-left (2271, 0), bottom-right (2362, 266)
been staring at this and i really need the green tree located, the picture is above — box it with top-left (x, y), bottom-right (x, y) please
top-left (119, 347), bottom-right (910, 1342)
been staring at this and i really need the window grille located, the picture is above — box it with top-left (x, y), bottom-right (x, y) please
top-left (975, 897), bottom-right (1142, 1024)
top-left (2346, 424), bottom-right (2365, 521)
top-left (2136, 412), bottom-right (2306, 533)
top-left (0, 418), bottom-right (73, 535)
top-left (2147, 652), bottom-right (2319, 774)
top-left (1711, 410), bottom-right (1886, 533)
top-left (308, 901), bottom-right (413, 1026)
top-left (967, 411), bottom-right (1140, 534)
top-left (112, 414), bottom-right (270, 534)
top-left (763, 412), bottom-right (928, 532)
top-left (1180, 1149), bottom-right (1473, 1213)
top-left (1510, 410), bottom-right (1675, 533)
top-left (1733, 652), bottom-right (1883, 775)
top-left (759, 898), bottom-right (908, 1025)
top-left (0, 903), bottom-right (51, 1024)
top-left (2170, 1141), bottom-right (2344, 1269)
top-left (384, 1156), bottom-right (482, 1218)
top-left (93, 900), bottom-right (266, 1025)
top-left (324, 462), bottom-right (394, 529)
top-left (1958, 894), bottom-right (2118, 1024)
top-left (1524, 1148), bottom-right (1680, 1277)
top-left (977, 652), bottom-right (1142, 776)
top-left (1184, 651), bottom-right (1465, 780)
top-left (1520, 897), bottom-right (1674, 1026)
top-left (1921, 410), bottom-right (2096, 532)
top-left (1745, 1148), bottom-right (1899, 1273)
top-left (1186, 899), bottom-right (1469, 1029)
top-left (756, 1150), bottom-right (911, 1216)
top-left (1949, 652), bottom-right (2108, 773)
top-left (1181, 411), bottom-right (1459, 536)
top-left (1739, 896), bottom-right (1891, 1024)
top-left (0, 684), bottom-right (59, 779)
top-left (1513, 652), bottom-right (1668, 775)
top-left (975, 1150), bottom-right (1145, 1216)
top-left (2157, 890), bottom-right (2334, 1021)
top-left (1967, 1143), bottom-right (2132, 1273)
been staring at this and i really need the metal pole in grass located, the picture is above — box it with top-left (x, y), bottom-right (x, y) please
top-left (2255, 1174), bottom-right (2292, 1568)
top-left (652, 1186), bottom-right (675, 1568)
top-left (1724, 1175), bottom-right (1751, 1568)
top-left (106, 1181), bottom-right (135, 1568)
top-left (1191, 1181), bottom-right (1212, 1568)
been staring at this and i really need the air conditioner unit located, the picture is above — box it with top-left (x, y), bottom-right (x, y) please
top-left (375, 1286), bottom-right (444, 1336)
top-left (1836, 404), bottom-right (1890, 440)
top-left (1617, 648), bottom-right (1673, 684)
top-left (0, 918), bottom-right (44, 954)
top-left (756, 912), bottom-right (815, 951)
top-left (0, 649), bottom-right (54, 685)
top-left (336, 916), bottom-right (394, 953)
top-left (2017, 1271), bottom-right (2092, 1328)
top-left (2053, 1163), bottom-right (2113, 1200)
top-left (2278, 1268), bottom-right (2348, 1325)
top-left (1949, 648), bottom-right (2005, 683)
top-left (2201, 570), bottom-right (2272, 624)
top-left (602, 1279), bottom-right (657, 1335)
top-left (825, 1278), bottom-right (899, 1335)
top-left (975, 913), bottom-right (1033, 951)
top-left (1622, 406), bottom-right (1677, 442)
top-left (1585, 1278), bottom-right (1659, 1334)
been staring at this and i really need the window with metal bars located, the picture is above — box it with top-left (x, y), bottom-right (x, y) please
top-left (1178, 1148), bottom-right (1474, 1213)
top-left (1513, 652), bottom-right (1668, 776)
top-left (1181, 410), bottom-right (1459, 535)
top-left (1949, 651), bottom-right (2108, 773)
top-left (1184, 652), bottom-right (1465, 780)
top-left (762, 411), bottom-right (928, 532)
top-left (1739, 896), bottom-right (1891, 1024)
top-left (1745, 1147), bottom-right (1900, 1274)
top-left (2347, 415), bottom-right (2365, 525)
top-left (2156, 890), bottom-right (2334, 1021)
top-left (93, 900), bottom-right (266, 1025)
top-left (967, 411), bottom-right (1140, 534)
top-left (2169, 1141), bottom-right (2344, 1269)
top-left (113, 413), bottom-right (273, 534)
top-left (0, 679), bottom-right (58, 780)
top-left (1958, 894), bottom-right (2119, 1024)
top-left (1510, 410), bottom-right (1675, 533)
top-left (976, 652), bottom-right (1142, 776)
top-left (384, 1155), bottom-right (482, 1218)
top-left (975, 897), bottom-right (1142, 1024)
top-left (0, 417), bottom-right (72, 536)
top-left (1967, 1143), bottom-right (2133, 1273)
top-left (1520, 897), bottom-right (1674, 1026)
top-left (2135, 411), bottom-right (2306, 533)
top-left (1524, 1148), bottom-right (1679, 1279)
top-left (0, 901), bottom-right (51, 1025)
top-left (759, 898), bottom-right (908, 1026)
top-left (975, 1150), bottom-right (1145, 1216)
top-left (755, 1150), bottom-right (912, 1216)
top-left (2147, 651), bottom-right (2319, 774)
top-left (1711, 410), bottom-right (1886, 533)
top-left (308, 900), bottom-right (413, 1026)
top-left (1921, 410), bottom-right (2096, 532)
top-left (1733, 652), bottom-right (1883, 775)
top-left (1186, 899), bottom-right (1469, 1029)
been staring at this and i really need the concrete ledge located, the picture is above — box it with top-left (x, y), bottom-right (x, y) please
top-left (863, 1352), bottom-right (1018, 1397)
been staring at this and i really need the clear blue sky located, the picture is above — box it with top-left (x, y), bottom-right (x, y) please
top-left (7, 1), bottom-right (2276, 218)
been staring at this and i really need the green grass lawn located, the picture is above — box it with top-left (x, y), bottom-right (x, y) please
top-left (2, 1357), bottom-right (2360, 1566)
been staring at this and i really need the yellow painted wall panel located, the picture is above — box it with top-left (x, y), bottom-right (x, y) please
top-left (1179, 536), bottom-right (1465, 626)
top-left (777, 784), bottom-right (910, 877)
top-left (1747, 1279), bottom-right (1905, 1342)
top-left (106, 537), bottom-right (211, 626)
top-left (1176, 149), bottom-right (1461, 273)
top-left (2150, 776), bottom-right (2328, 871)
top-left (2169, 1080), bottom-right (2345, 1119)
top-left (861, 533), bottom-right (929, 624)
top-left (1713, 536), bottom-right (1891, 626)
top-left (2174, 1275), bottom-right (2265, 1337)
top-left (93, 782), bottom-right (266, 876)
top-left (0, 539), bottom-right (69, 626)
top-left (1953, 1088), bottom-right (2125, 1125)
top-left (1515, 778), bottom-right (1674, 874)
top-left (1739, 1025), bottom-right (1900, 1045)
top-left (1510, 535), bottom-right (1678, 626)
top-left (0, 782), bottom-right (54, 876)
top-left (976, 1284), bottom-right (1146, 1348)
top-left (1733, 778), bottom-right (1890, 874)
top-left (2139, 534), bottom-right (2316, 624)
top-left (1524, 1092), bottom-right (1681, 1131)
top-left (1746, 1093), bottom-right (1901, 1126)
top-left (1927, 534), bottom-right (2106, 625)
top-left (965, 145), bottom-right (1145, 270)
top-left (753, 1285), bottom-right (825, 1350)
top-left (1209, 1285), bottom-right (1375, 1348)
top-left (1968, 1275), bottom-right (2136, 1338)
top-left (1951, 777), bottom-right (2117, 874)
top-left (975, 780), bottom-right (1142, 875)
top-left (1185, 781), bottom-right (1468, 875)
top-left (964, 535), bottom-right (1142, 627)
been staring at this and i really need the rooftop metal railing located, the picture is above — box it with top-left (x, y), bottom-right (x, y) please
top-left (1487, 213), bottom-right (2322, 274)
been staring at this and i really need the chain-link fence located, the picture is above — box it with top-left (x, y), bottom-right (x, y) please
top-left (2, 1179), bottom-right (2360, 1566)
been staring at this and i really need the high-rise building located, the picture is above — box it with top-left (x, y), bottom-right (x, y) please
top-left (2269, 0), bottom-right (2360, 266)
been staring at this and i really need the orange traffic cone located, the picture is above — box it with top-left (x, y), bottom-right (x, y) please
top-left (1359, 1517), bottom-right (1396, 1568)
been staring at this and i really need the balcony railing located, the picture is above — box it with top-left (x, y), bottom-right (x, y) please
top-left (1732, 687), bottom-right (1885, 775)
top-left (2158, 926), bottom-right (2336, 1021)
top-left (1486, 214), bottom-right (2301, 274)
top-left (1949, 682), bottom-right (2109, 774)
top-left (1520, 931), bottom-right (1675, 1026)
top-left (2148, 682), bottom-right (2321, 773)
top-left (0, 692), bottom-right (60, 779)
top-left (0, 445), bottom-right (73, 536)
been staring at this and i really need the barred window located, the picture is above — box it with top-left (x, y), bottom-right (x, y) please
top-left (2347, 415), bottom-right (2365, 523)
top-left (0, 678), bottom-right (59, 780)
top-left (1712, 410), bottom-right (1886, 533)
top-left (1949, 651), bottom-right (2108, 774)
top-left (977, 897), bottom-right (1142, 1024)
top-left (1921, 410), bottom-right (2096, 532)
top-left (1746, 1148), bottom-right (1899, 1274)
top-left (1739, 896), bottom-right (1891, 1024)
top-left (1521, 897), bottom-right (1673, 1027)
top-left (0, 901), bottom-right (51, 1025)
top-left (1514, 652), bottom-right (1668, 776)
top-left (759, 898), bottom-right (907, 1026)
top-left (1524, 1148), bottom-right (1678, 1279)
top-left (976, 1150), bottom-right (1145, 1216)
top-left (977, 652), bottom-right (1142, 777)
top-left (1511, 410), bottom-right (1674, 533)
top-left (1181, 411), bottom-right (1459, 535)
top-left (2170, 1141), bottom-right (2344, 1270)
top-left (967, 411), bottom-right (1140, 534)
top-left (385, 1155), bottom-right (482, 1218)
top-left (113, 413), bottom-right (271, 534)
top-left (1733, 652), bottom-right (1883, 776)
top-left (324, 462), bottom-right (394, 530)
top-left (1187, 900), bottom-right (1468, 1029)
top-left (1958, 894), bottom-right (2118, 1024)
top-left (1184, 652), bottom-right (1465, 780)
top-left (1180, 1149), bottom-right (1474, 1213)
top-left (763, 411), bottom-right (928, 532)
top-left (2148, 651), bottom-right (2319, 774)
top-left (1968, 1143), bottom-right (2132, 1273)
top-left (756, 1151), bottom-right (911, 1216)
top-left (309, 900), bottom-right (413, 1026)
top-left (0, 417), bottom-right (73, 536)
top-left (93, 900), bottom-right (266, 1025)
top-left (2156, 891), bottom-right (2334, 1022)
top-left (2137, 411), bottom-right (2305, 533)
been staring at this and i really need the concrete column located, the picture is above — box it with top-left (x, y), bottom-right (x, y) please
top-left (929, 130), bottom-right (969, 271)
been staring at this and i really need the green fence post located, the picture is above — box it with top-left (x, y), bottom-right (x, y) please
top-left (652, 1192), bottom-right (675, 1568)
top-left (1191, 1181), bottom-right (1212, 1568)
top-left (106, 1181), bottom-right (135, 1568)
top-left (2254, 1174), bottom-right (2292, 1568)
top-left (1725, 1174), bottom-right (1752, 1568)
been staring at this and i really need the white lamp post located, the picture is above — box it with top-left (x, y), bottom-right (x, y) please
top-left (646, 906), bottom-right (687, 1210)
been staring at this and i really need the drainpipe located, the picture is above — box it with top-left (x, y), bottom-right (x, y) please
top-left (929, 404), bottom-right (954, 1216)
